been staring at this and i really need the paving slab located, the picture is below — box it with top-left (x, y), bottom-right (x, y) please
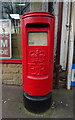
top-left (2, 84), bottom-right (73, 118)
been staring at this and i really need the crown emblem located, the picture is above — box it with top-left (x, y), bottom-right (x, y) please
top-left (29, 49), bottom-right (45, 63)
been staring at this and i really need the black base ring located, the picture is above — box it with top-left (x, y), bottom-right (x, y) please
top-left (23, 91), bottom-right (52, 113)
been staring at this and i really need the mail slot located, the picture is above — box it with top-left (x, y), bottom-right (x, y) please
top-left (21, 11), bottom-right (55, 113)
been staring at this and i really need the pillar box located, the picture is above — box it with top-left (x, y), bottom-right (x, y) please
top-left (21, 11), bottom-right (55, 113)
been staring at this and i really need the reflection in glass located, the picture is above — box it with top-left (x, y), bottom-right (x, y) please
top-left (1, 1), bottom-right (30, 59)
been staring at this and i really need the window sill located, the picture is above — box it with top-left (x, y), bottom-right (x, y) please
top-left (0, 59), bottom-right (22, 63)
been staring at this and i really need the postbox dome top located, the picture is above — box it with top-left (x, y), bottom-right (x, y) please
top-left (21, 11), bottom-right (55, 19)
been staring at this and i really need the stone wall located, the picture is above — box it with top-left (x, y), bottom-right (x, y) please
top-left (2, 63), bottom-right (22, 85)
top-left (1, 63), bottom-right (66, 88)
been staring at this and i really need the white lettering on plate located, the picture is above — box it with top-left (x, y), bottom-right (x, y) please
top-left (0, 50), bottom-right (8, 55)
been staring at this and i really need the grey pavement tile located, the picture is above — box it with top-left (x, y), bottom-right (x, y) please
top-left (2, 85), bottom-right (73, 118)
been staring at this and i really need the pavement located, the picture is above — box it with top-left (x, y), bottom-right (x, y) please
top-left (2, 84), bottom-right (73, 118)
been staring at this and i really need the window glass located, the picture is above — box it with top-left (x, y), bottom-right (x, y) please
top-left (1, 1), bottom-right (30, 59)
top-left (28, 32), bottom-right (48, 46)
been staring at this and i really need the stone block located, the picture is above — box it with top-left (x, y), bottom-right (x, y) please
top-left (13, 74), bottom-right (22, 85)
top-left (2, 63), bottom-right (22, 85)
top-left (0, 68), bottom-right (2, 74)
top-left (3, 80), bottom-right (15, 85)
top-left (8, 64), bottom-right (22, 68)
top-left (2, 64), bottom-right (8, 67)
top-left (3, 68), bottom-right (19, 74)
top-left (0, 74), bottom-right (2, 80)
top-left (2, 74), bottom-right (13, 80)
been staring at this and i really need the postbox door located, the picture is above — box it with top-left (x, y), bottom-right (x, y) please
top-left (23, 25), bottom-right (53, 96)
top-left (27, 31), bottom-right (49, 78)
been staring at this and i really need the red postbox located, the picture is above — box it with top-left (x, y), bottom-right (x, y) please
top-left (21, 11), bottom-right (55, 113)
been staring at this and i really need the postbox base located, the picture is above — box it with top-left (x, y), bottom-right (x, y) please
top-left (23, 92), bottom-right (52, 113)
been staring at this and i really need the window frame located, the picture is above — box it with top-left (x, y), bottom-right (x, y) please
top-left (0, 59), bottom-right (22, 63)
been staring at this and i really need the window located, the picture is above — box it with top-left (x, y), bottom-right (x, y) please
top-left (1, 1), bottom-right (30, 60)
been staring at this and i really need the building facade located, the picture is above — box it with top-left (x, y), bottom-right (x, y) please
top-left (0, 1), bottom-right (59, 85)
top-left (1, 1), bottom-right (74, 89)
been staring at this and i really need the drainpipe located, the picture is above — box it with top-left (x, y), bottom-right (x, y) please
top-left (55, 2), bottom-right (63, 88)
top-left (67, 2), bottom-right (74, 90)
top-left (60, 2), bottom-right (68, 70)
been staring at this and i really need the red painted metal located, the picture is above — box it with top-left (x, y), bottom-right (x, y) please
top-left (0, 59), bottom-right (22, 63)
top-left (21, 11), bottom-right (55, 96)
